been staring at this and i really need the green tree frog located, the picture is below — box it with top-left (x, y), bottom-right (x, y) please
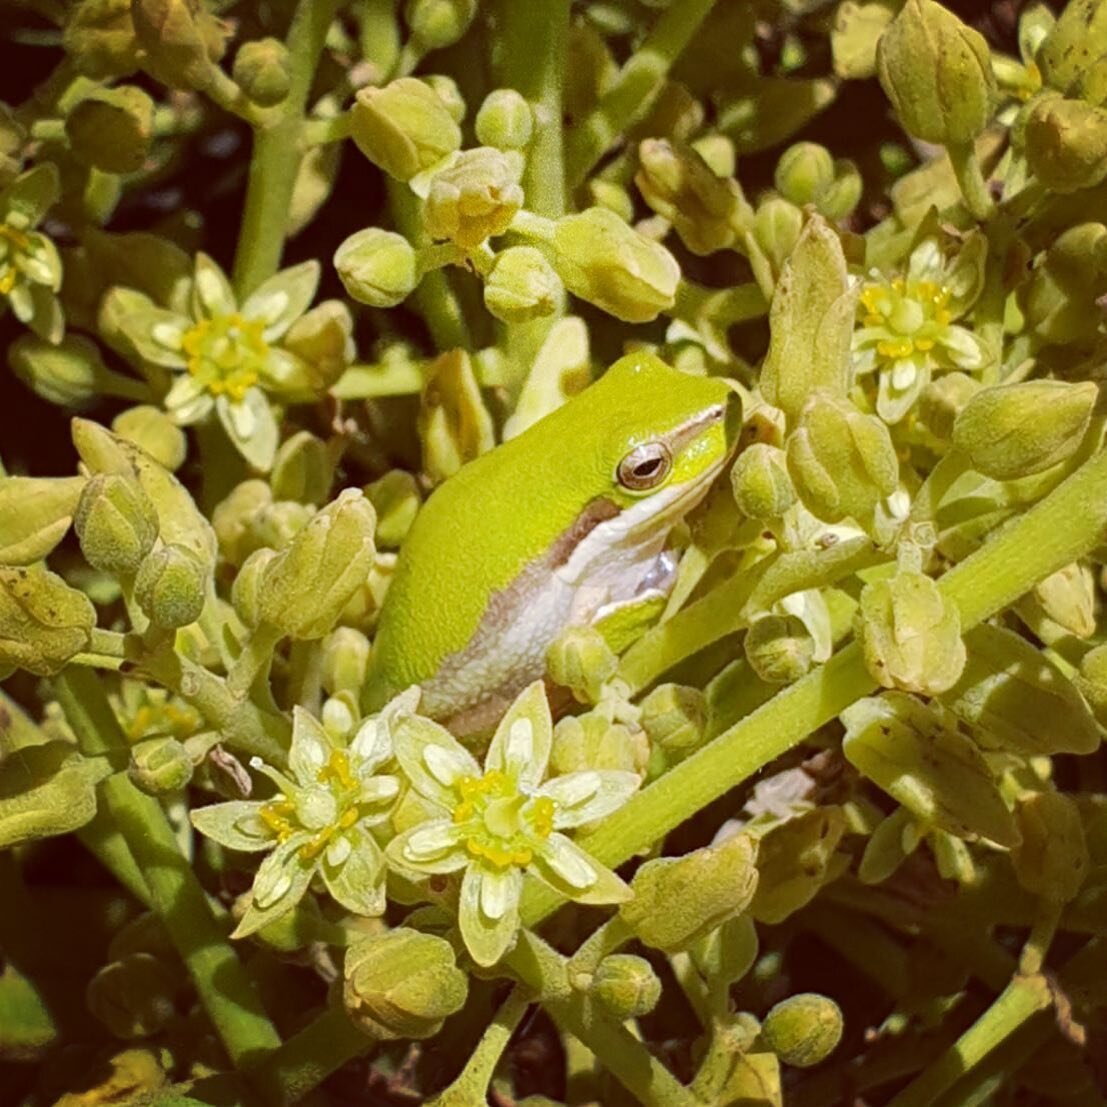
top-left (364, 352), bottom-right (740, 734)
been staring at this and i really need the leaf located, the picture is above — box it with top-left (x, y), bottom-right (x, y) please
top-left (0, 476), bottom-right (85, 565)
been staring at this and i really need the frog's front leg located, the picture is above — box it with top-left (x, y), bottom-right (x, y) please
top-left (589, 549), bottom-right (679, 654)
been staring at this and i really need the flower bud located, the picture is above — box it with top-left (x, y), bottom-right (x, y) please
top-left (281, 300), bottom-right (354, 394)
top-left (817, 160), bottom-right (863, 221)
top-left (127, 736), bottom-right (194, 795)
top-left (731, 443), bottom-right (795, 520)
top-left (334, 228), bottom-right (419, 308)
top-left (65, 86), bottom-right (153, 174)
top-left (484, 246), bottom-right (562, 323)
top-left (270, 431), bottom-right (333, 507)
top-left (1027, 562), bottom-right (1096, 638)
top-left (1025, 95), bottom-right (1107, 193)
top-left (761, 993), bottom-right (843, 1068)
top-left (745, 614), bottom-right (815, 685)
top-left (620, 832), bottom-right (759, 952)
top-left (9, 333), bottom-right (116, 408)
top-left (476, 89), bottom-right (534, 149)
top-left (638, 683), bottom-right (708, 763)
top-left (1014, 791), bottom-right (1089, 903)
top-left (112, 407), bottom-right (187, 472)
top-left (753, 196), bottom-right (803, 275)
top-left (350, 78), bottom-right (461, 181)
top-left (546, 626), bottom-right (617, 705)
top-left (635, 138), bottom-right (742, 255)
top-left (952, 380), bottom-right (1097, 480)
top-left (876, 0), bottom-right (996, 146)
top-left (134, 544), bottom-right (206, 629)
top-left (588, 178), bottom-right (635, 222)
top-left (1037, 0), bottom-right (1107, 95)
top-left (423, 74), bottom-right (466, 123)
top-left (404, 0), bottom-right (476, 49)
top-left (418, 350), bottom-right (495, 483)
top-left (319, 627), bottom-right (371, 697)
top-left (551, 206), bottom-right (680, 322)
top-left (232, 38), bottom-right (291, 106)
top-left (131, 0), bottom-right (230, 89)
top-left (774, 142), bottom-right (834, 207)
top-left (343, 928), bottom-right (468, 1040)
top-left (0, 567), bottom-right (96, 676)
top-left (63, 0), bottom-right (141, 80)
top-left (551, 713), bottom-right (646, 776)
top-left (590, 954), bottom-right (661, 1019)
top-left (74, 474), bottom-right (159, 576)
top-left (917, 371), bottom-right (980, 441)
top-left (0, 476), bottom-right (85, 567)
top-left (364, 471), bottom-right (421, 548)
top-left (857, 570), bottom-right (966, 695)
top-left (257, 489), bottom-right (376, 639)
top-left (231, 547), bottom-right (276, 629)
top-left (1023, 223), bottom-right (1107, 346)
top-left (690, 914), bottom-right (759, 989)
top-left (786, 393), bottom-right (899, 533)
top-left (423, 146), bottom-right (524, 249)
top-left (86, 953), bottom-right (178, 1039)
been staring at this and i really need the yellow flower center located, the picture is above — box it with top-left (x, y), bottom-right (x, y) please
top-left (451, 770), bottom-right (554, 871)
top-left (859, 277), bottom-right (953, 362)
top-left (0, 224), bottom-right (31, 295)
top-left (181, 312), bottom-right (269, 403)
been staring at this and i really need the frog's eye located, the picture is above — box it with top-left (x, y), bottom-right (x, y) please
top-left (617, 442), bottom-right (672, 491)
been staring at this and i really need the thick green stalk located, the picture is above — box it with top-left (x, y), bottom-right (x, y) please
top-left (55, 669), bottom-right (283, 1070)
top-left (232, 0), bottom-right (343, 297)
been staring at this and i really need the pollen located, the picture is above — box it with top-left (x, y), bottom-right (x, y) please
top-left (180, 312), bottom-right (269, 403)
top-left (259, 799), bottom-right (297, 842)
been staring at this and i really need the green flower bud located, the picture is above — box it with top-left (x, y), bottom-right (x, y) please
top-left (876, 0), bottom-right (996, 146)
top-left (86, 953), bottom-right (178, 1039)
top-left (590, 954), bottom-right (661, 1019)
top-left (620, 832), bottom-right (759, 952)
top-left (730, 443), bottom-right (795, 520)
top-left (127, 736), bottom-right (194, 795)
top-left (258, 489), bottom-right (376, 639)
top-left (1027, 562), bottom-right (1096, 638)
top-left (786, 393), bottom-right (899, 533)
top-left (74, 474), bottom-right (159, 576)
top-left (423, 75), bottom-right (466, 123)
top-left (134, 544), bottom-right (206, 629)
top-left (857, 570), bottom-right (966, 695)
top-left (270, 431), bottom-right (332, 506)
top-left (212, 480), bottom-right (273, 565)
top-left (108, 912), bottom-right (175, 962)
top-left (476, 89), bottom-right (534, 149)
top-left (761, 993), bottom-right (843, 1068)
top-left (551, 713), bottom-right (647, 776)
top-left (484, 246), bottom-right (562, 324)
top-left (131, 0), bottom-right (230, 89)
top-left (745, 614), bottom-right (815, 685)
top-left (334, 228), bottom-right (418, 308)
top-left (546, 625), bottom-right (617, 705)
top-left (774, 142), bottom-right (834, 207)
top-left (112, 406), bottom-right (187, 472)
top-left (231, 547), bottom-right (277, 629)
top-left (343, 928), bottom-right (468, 1040)
top-left (350, 78), bottom-right (461, 181)
top-left (418, 349), bottom-right (495, 483)
top-left (282, 300), bottom-right (354, 394)
top-left (404, 0), bottom-right (477, 49)
top-left (952, 380), bottom-right (1098, 480)
top-left (1076, 641), bottom-right (1107, 726)
top-left (1025, 95), bottom-right (1107, 193)
top-left (423, 146), bottom-right (524, 249)
top-left (364, 471), bottom-right (421, 548)
top-left (0, 567), bottom-right (96, 676)
top-left (818, 159), bottom-right (863, 221)
top-left (1014, 791), bottom-right (1089, 903)
top-left (1023, 223), bottom-right (1107, 345)
top-left (232, 38), bottom-right (292, 107)
top-left (753, 196), bottom-right (803, 275)
top-left (638, 683), bottom-right (708, 763)
top-left (689, 914), bottom-right (759, 989)
top-left (65, 86), bottom-right (153, 174)
top-left (551, 206), bottom-right (680, 322)
top-left (63, 0), bottom-right (141, 80)
top-left (587, 178), bottom-right (635, 222)
top-left (0, 476), bottom-right (85, 567)
top-left (635, 138), bottom-right (742, 255)
top-left (1037, 0), bottom-right (1107, 95)
top-left (9, 334), bottom-right (118, 408)
top-left (319, 627), bottom-right (371, 697)
top-left (917, 371), bottom-right (980, 441)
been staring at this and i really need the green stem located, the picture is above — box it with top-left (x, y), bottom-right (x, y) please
top-left (522, 443), bottom-right (1107, 927)
top-left (948, 141), bottom-right (997, 224)
top-left (565, 0), bottom-right (720, 188)
top-left (301, 111), bottom-right (353, 146)
top-left (55, 668), bottom-right (283, 1070)
top-left (226, 623), bottom-right (284, 702)
top-left (232, 0), bottom-right (342, 297)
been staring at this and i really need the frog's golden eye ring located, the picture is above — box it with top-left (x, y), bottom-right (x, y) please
top-left (617, 441), bottom-right (672, 491)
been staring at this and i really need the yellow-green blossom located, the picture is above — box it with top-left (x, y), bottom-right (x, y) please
top-left (852, 235), bottom-right (986, 424)
top-left (0, 164), bottom-right (64, 343)
top-left (386, 682), bottom-right (638, 967)
top-left (101, 253), bottom-right (330, 470)
top-left (191, 696), bottom-right (406, 937)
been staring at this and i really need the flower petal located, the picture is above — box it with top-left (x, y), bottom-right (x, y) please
top-left (479, 865), bottom-right (522, 921)
top-left (242, 260), bottom-right (321, 340)
top-left (906, 237), bottom-right (942, 284)
top-left (165, 373), bottom-right (214, 425)
top-left (386, 820), bottom-right (469, 874)
top-left (392, 712), bottom-right (479, 807)
top-left (258, 347), bottom-right (312, 396)
top-left (459, 863), bottom-right (521, 967)
top-left (232, 833), bottom-right (316, 937)
top-left (877, 360), bottom-right (930, 425)
top-left (350, 717), bottom-right (391, 774)
top-left (539, 770), bottom-right (640, 829)
top-left (190, 800), bottom-right (275, 852)
top-left (289, 706), bottom-right (332, 785)
top-left (321, 826), bottom-right (386, 917)
top-left (191, 253), bottom-right (236, 318)
top-left (485, 680), bottom-right (551, 788)
top-left (100, 287), bottom-right (189, 368)
top-left (531, 833), bottom-right (632, 906)
top-left (938, 324), bottom-right (986, 370)
top-left (216, 389), bottom-right (278, 472)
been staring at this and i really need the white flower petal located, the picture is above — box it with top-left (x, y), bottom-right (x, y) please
top-left (536, 832), bottom-right (597, 890)
top-left (350, 717), bottom-right (391, 772)
top-left (479, 865), bottom-right (522, 921)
